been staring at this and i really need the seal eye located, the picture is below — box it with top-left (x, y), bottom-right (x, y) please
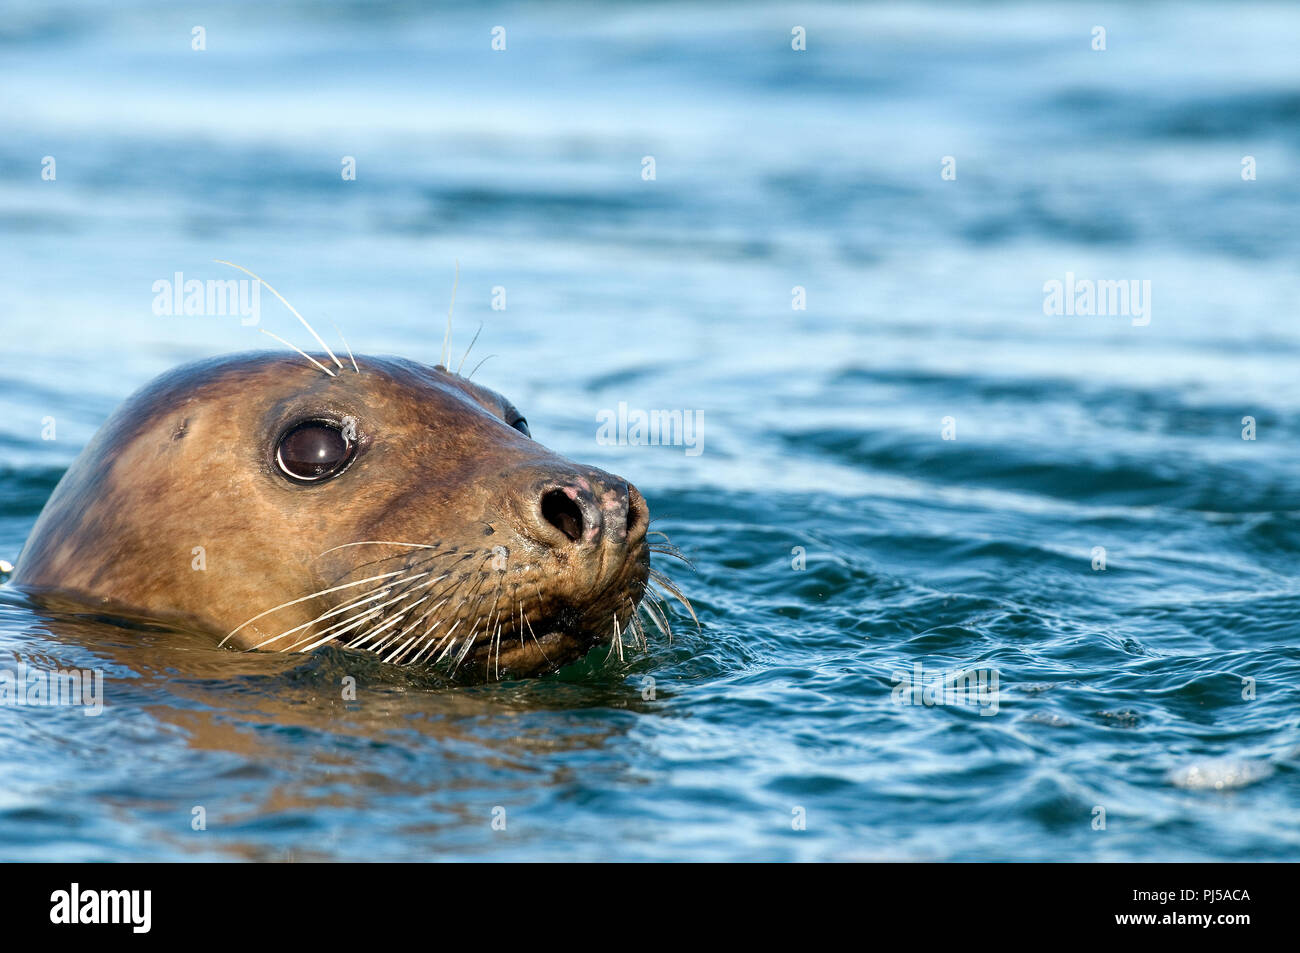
top-left (276, 421), bottom-right (354, 483)
top-left (510, 417), bottom-right (531, 438)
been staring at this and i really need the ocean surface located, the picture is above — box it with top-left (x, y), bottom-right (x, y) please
top-left (2, 0), bottom-right (1300, 861)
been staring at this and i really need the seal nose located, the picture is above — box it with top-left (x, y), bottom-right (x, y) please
top-left (534, 475), bottom-right (646, 551)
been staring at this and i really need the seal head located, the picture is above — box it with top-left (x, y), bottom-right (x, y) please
top-left (13, 352), bottom-right (652, 680)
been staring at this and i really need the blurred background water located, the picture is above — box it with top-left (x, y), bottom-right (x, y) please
top-left (2, 0), bottom-right (1300, 860)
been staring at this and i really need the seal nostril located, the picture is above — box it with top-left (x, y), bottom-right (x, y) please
top-left (541, 489), bottom-right (584, 543)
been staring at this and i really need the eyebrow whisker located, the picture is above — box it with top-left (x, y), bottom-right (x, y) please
top-left (328, 317), bottom-right (360, 374)
top-left (214, 259), bottom-right (343, 368)
top-left (466, 354), bottom-right (497, 381)
top-left (456, 321), bottom-right (483, 376)
top-left (440, 259), bottom-right (459, 369)
top-left (258, 328), bottom-right (336, 377)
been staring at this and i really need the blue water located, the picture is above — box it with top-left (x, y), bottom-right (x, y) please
top-left (3, 0), bottom-right (1300, 860)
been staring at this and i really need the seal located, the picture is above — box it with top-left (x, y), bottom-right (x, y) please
top-left (12, 351), bottom-right (687, 681)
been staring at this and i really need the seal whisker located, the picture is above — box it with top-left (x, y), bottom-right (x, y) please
top-left (349, 588), bottom-right (433, 653)
top-left (624, 601), bottom-right (648, 650)
top-left (258, 584), bottom-right (396, 651)
top-left (440, 259), bottom-right (459, 369)
top-left (409, 619), bottom-right (447, 665)
top-left (429, 572), bottom-right (492, 670)
top-left (371, 572), bottom-right (461, 658)
top-left (465, 354), bottom-right (497, 381)
top-left (368, 592), bottom-right (436, 656)
top-left (346, 615), bottom-right (398, 653)
top-left (335, 551), bottom-right (472, 594)
top-left (471, 578), bottom-right (505, 679)
top-left (400, 571), bottom-right (482, 662)
top-left (514, 593), bottom-right (527, 651)
top-left (320, 570), bottom-right (439, 653)
top-left (316, 540), bottom-right (447, 557)
top-left (411, 602), bottom-right (466, 665)
top-left (327, 317), bottom-right (361, 375)
top-left (647, 583), bottom-right (690, 637)
top-left (262, 570), bottom-right (433, 649)
top-left (381, 628), bottom-right (424, 665)
top-left (647, 530), bottom-right (694, 569)
top-left (649, 568), bottom-right (699, 632)
top-left (392, 596), bottom-right (450, 651)
top-left (271, 576), bottom-right (426, 651)
top-left (316, 550), bottom-right (424, 588)
top-left (450, 621), bottom-right (482, 674)
top-left (290, 602), bottom-right (384, 652)
top-left (258, 328), bottom-right (336, 377)
top-left (610, 613), bottom-right (625, 663)
top-left (215, 259), bottom-right (343, 368)
top-left (353, 609), bottom-right (415, 655)
top-left (452, 582), bottom-right (501, 676)
top-left (521, 600), bottom-right (551, 664)
top-left (290, 605), bottom-right (385, 653)
top-left (648, 545), bottom-right (693, 568)
top-left (221, 569), bottom-right (408, 646)
top-left (414, 613), bottom-right (457, 665)
top-left (456, 322), bottom-right (483, 376)
top-left (431, 618), bottom-right (465, 666)
top-left (493, 620), bottom-right (503, 680)
top-left (248, 537), bottom-right (683, 671)
top-left (489, 581), bottom-right (507, 680)
top-left (637, 586), bottom-right (673, 642)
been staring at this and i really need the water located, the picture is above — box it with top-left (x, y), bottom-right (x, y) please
top-left (3, 0), bottom-right (1300, 861)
